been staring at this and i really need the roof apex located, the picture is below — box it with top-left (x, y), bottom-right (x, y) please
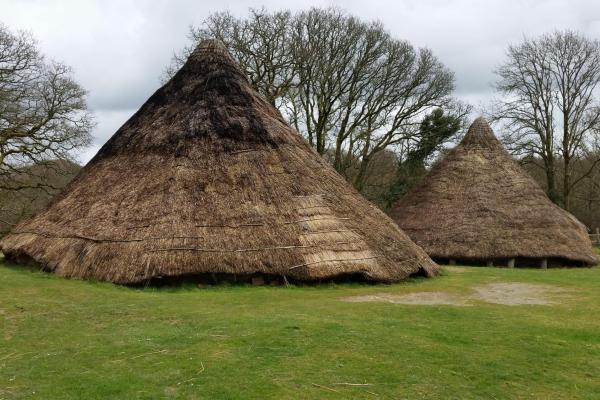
top-left (185, 38), bottom-right (241, 72)
top-left (191, 39), bottom-right (230, 56)
top-left (460, 117), bottom-right (501, 148)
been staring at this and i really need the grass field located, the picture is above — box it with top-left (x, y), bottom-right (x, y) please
top-left (2, 255), bottom-right (600, 399)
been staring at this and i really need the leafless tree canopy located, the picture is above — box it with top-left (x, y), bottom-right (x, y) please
top-left (0, 24), bottom-right (93, 191)
top-left (492, 30), bottom-right (600, 210)
top-left (166, 8), bottom-right (467, 190)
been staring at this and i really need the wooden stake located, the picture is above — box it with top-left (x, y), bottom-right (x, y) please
top-left (540, 259), bottom-right (548, 269)
top-left (507, 259), bottom-right (515, 268)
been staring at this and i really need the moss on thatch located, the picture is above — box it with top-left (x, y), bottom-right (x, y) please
top-left (0, 40), bottom-right (438, 284)
top-left (390, 117), bottom-right (598, 267)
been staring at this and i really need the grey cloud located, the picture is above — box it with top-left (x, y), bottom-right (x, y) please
top-left (2, 0), bottom-right (599, 164)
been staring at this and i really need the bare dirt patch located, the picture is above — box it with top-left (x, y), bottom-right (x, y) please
top-left (472, 283), bottom-right (566, 305)
top-left (342, 292), bottom-right (468, 306)
top-left (443, 266), bottom-right (472, 273)
top-left (343, 282), bottom-right (568, 307)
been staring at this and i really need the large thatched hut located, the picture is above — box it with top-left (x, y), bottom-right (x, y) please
top-left (0, 40), bottom-right (438, 284)
top-left (390, 117), bottom-right (598, 268)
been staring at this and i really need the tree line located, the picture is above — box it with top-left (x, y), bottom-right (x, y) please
top-left (1, 8), bottom-right (600, 233)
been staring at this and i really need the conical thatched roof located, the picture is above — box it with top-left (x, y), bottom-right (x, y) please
top-left (0, 40), bottom-right (438, 284)
top-left (390, 117), bottom-right (598, 267)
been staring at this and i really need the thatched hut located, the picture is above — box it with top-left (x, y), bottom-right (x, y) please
top-left (0, 40), bottom-right (438, 284)
top-left (390, 117), bottom-right (598, 268)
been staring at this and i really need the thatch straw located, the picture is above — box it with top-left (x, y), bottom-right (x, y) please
top-left (390, 117), bottom-right (598, 267)
top-left (0, 40), bottom-right (438, 284)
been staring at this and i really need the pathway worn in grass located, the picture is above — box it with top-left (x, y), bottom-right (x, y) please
top-left (1, 259), bottom-right (600, 399)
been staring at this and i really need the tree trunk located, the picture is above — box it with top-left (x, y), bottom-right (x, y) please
top-left (341, 137), bottom-right (355, 179)
top-left (563, 153), bottom-right (571, 211)
top-left (333, 136), bottom-right (344, 173)
top-left (315, 123), bottom-right (326, 155)
top-left (354, 139), bottom-right (371, 192)
top-left (545, 156), bottom-right (558, 204)
top-left (354, 157), bottom-right (370, 192)
top-left (562, 111), bottom-right (572, 211)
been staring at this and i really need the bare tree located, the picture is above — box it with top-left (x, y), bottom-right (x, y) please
top-left (493, 31), bottom-right (600, 209)
top-left (0, 24), bottom-right (93, 192)
top-left (166, 8), bottom-right (461, 191)
top-left (286, 9), bottom-right (459, 190)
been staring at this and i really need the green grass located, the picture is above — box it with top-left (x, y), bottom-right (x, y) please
top-left (2, 256), bottom-right (600, 399)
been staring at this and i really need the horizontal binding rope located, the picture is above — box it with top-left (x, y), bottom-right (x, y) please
top-left (11, 231), bottom-right (357, 252)
top-left (150, 241), bottom-right (355, 253)
top-left (288, 256), bottom-right (379, 270)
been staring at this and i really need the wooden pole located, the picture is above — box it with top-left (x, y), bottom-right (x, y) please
top-left (507, 259), bottom-right (515, 268)
top-left (540, 259), bottom-right (548, 269)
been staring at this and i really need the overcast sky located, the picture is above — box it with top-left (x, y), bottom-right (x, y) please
top-left (2, 0), bottom-right (599, 163)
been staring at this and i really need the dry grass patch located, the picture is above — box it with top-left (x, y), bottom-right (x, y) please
top-left (343, 282), bottom-right (569, 306)
top-left (342, 291), bottom-right (468, 306)
top-left (473, 282), bottom-right (568, 305)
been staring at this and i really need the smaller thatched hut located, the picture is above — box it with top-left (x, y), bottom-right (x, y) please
top-left (390, 117), bottom-right (598, 268)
